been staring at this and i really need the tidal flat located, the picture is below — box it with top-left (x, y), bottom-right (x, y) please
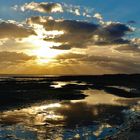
top-left (0, 74), bottom-right (140, 140)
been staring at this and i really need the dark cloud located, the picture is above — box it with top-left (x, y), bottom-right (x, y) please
top-left (26, 16), bottom-right (45, 25)
top-left (29, 17), bottom-right (99, 33)
top-left (21, 2), bottom-right (63, 13)
top-left (127, 20), bottom-right (136, 24)
top-left (0, 22), bottom-right (36, 39)
top-left (27, 16), bottom-right (132, 50)
top-left (97, 23), bottom-right (132, 43)
top-left (51, 44), bottom-right (72, 50)
top-left (28, 16), bottom-right (99, 49)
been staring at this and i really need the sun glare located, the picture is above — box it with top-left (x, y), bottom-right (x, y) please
top-left (22, 25), bottom-right (66, 64)
top-left (24, 36), bottom-right (65, 64)
top-left (33, 46), bottom-right (65, 64)
top-left (31, 41), bottom-right (65, 64)
top-left (33, 47), bottom-right (61, 58)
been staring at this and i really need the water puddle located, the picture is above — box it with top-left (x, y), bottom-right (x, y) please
top-left (0, 89), bottom-right (139, 139)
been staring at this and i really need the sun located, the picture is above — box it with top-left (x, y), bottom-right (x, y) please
top-left (24, 35), bottom-right (66, 64)
top-left (35, 47), bottom-right (58, 58)
top-left (22, 25), bottom-right (66, 64)
top-left (33, 46), bottom-right (65, 64)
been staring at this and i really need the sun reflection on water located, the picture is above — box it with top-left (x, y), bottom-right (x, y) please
top-left (0, 89), bottom-right (139, 140)
top-left (0, 102), bottom-right (64, 126)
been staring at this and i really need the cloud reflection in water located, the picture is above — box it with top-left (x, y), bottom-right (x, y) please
top-left (1, 88), bottom-right (138, 140)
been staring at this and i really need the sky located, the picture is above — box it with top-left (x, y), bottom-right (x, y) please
top-left (0, 0), bottom-right (140, 74)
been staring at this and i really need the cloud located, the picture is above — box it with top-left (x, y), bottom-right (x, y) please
top-left (27, 16), bottom-right (132, 50)
top-left (20, 2), bottom-right (63, 13)
top-left (0, 51), bottom-right (36, 64)
top-left (30, 17), bottom-right (98, 33)
top-left (115, 44), bottom-right (140, 55)
top-left (2, 2), bottom-right (139, 75)
top-left (27, 16), bottom-right (99, 49)
top-left (131, 38), bottom-right (140, 46)
top-left (93, 22), bottom-right (132, 45)
top-left (51, 44), bottom-right (72, 50)
top-left (127, 20), bottom-right (136, 24)
top-left (56, 51), bottom-right (140, 73)
top-left (93, 13), bottom-right (103, 20)
top-left (0, 51), bottom-right (37, 74)
top-left (0, 21), bottom-right (36, 39)
top-left (56, 53), bottom-right (85, 60)
top-left (100, 22), bottom-right (132, 39)
top-left (74, 9), bottom-right (81, 16)
top-left (62, 3), bottom-right (81, 16)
